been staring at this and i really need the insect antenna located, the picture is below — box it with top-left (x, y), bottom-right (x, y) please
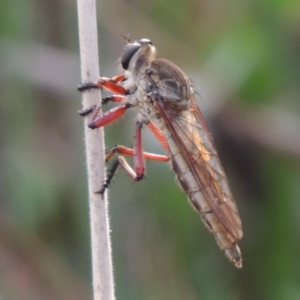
top-left (121, 33), bottom-right (132, 44)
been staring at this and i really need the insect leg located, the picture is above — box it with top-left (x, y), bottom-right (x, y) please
top-left (78, 105), bottom-right (97, 117)
top-left (99, 156), bottom-right (138, 194)
top-left (78, 95), bottom-right (125, 119)
top-left (102, 95), bottom-right (125, 104)
top-left (78, 75), bottom-right (128, 95)
top-left (79, 103), bottom-right (131, 129)
top-left (134, 121), bottom-right (146, 178)
top-left (105, 145), bottom-right (169, 162)
top-left (100, 121), bottom-right (170, 194)
top-left (78, 75), bottom-right (128, 119)
top-left (109, 74), bottom-right (126, 83)
top-left (104, 120), bottom-right (170, 163)
top-left (105, 118), bottom-right (170, 163)
top-left (100, 122), bottom-right (144, 194)
top-left (146, 120), bottom-right (169, 152)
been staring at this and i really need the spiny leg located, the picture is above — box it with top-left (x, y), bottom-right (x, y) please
top-left (100, 122), bottom-right (170, 194)
top-left (100, 147), bottom-right (169, 193)
top-left (77, 97), bottom-right (146, 193)
top-left (78, 102), bottom-right (131, 129)
top-left (100, 122), bottom-right (145, 194)
top-left (78, 75), bottom-right (129, 124)
top-left (99, 156), bottom-right (132, 194)
top-left (78, 74), bottom-right (128, 94)
top-left (78, 105), bottom-right (97, 117)
top-left (78, 94), bottom-right (127, 125)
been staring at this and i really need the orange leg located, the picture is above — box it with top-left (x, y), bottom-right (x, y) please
top-left (78, 75), bottom-right (129, 124)
top-left (146, 121), bottom-right (169, 152)
top-left (105, 145), bottom-right (169, 162)
top-left (78, 103), bottom-right (132, 129)
top-left (99, 122), bottom-right (169, 194)
top-left (78, 74), bottom-right (128, 95)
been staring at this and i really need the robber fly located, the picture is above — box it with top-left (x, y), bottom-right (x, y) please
top-left (78, 38), bottom-right (243, 267)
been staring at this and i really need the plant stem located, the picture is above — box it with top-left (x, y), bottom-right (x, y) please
top-left (76, 0), bottom-right (115, 299)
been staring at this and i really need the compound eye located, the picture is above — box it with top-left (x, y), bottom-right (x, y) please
top-left (121, 44), bottom-right (140, 70)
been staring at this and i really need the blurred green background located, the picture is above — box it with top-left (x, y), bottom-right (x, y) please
top-left (1, 0), bottom-right (300, 299)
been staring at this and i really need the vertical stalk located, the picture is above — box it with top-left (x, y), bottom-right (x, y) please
top-left (76, 0), bottom-right (115, 299)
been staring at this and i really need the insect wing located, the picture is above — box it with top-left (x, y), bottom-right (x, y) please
top-left (155, 93), bottom-right (243, 242)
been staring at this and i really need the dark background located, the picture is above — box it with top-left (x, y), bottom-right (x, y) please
top-left (1, 0), bottom-right (300, 299)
